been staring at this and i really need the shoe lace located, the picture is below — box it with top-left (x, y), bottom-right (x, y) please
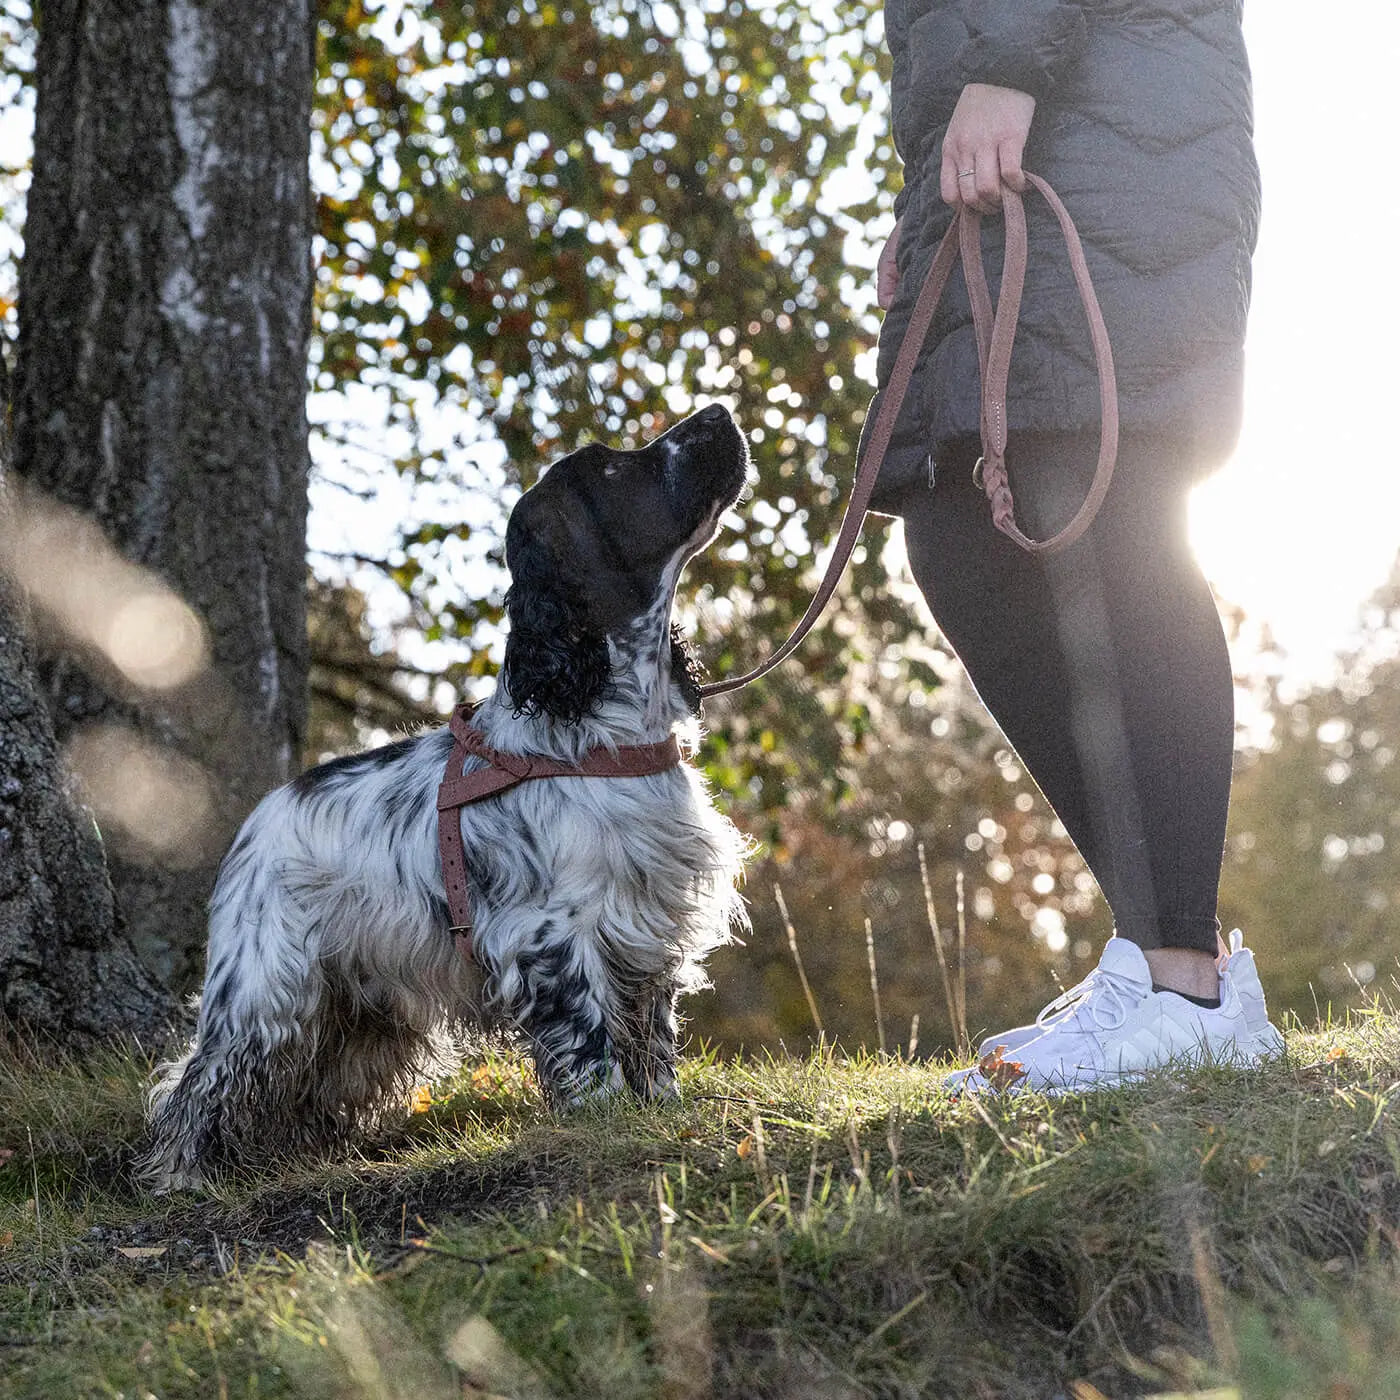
top-left (1034, 966), bottom-right (1141, 1033)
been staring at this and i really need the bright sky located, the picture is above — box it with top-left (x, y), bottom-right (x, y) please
top-left (1188, 4), bottom-right (1400, 679)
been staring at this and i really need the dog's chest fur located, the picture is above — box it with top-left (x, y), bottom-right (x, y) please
top-left (458, 663), bottom-right (745, 1007)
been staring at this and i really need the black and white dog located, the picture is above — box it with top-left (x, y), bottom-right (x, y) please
top-left (141, 405), bottom-right (752, 1190)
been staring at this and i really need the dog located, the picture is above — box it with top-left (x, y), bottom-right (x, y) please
top-left (140, 404), bottom-right (752, 1190)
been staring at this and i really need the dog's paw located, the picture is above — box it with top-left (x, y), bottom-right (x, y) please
top-left (136, 1156), bottom-right (208, 1195)
top-left (554, 1058), bottom-right (629, 1110)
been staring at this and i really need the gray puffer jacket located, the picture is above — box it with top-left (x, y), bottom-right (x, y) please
top-left (869, 0), bottom-right (1260, 505)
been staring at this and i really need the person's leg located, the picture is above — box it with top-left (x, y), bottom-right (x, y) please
top-left (897, 433), bottom-right (1233, 969)
top-left (899, 434), bottom-right (1282, 1089)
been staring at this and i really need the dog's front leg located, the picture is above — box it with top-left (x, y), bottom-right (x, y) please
top-left (498, 925), bottom-right (628, 1107)
top-left (616, 979), bottom-right (681, 1101)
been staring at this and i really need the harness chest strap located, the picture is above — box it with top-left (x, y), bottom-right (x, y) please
top-left (435, 702), bottom-right (682, 960)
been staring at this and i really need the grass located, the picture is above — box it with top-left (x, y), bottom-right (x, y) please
top-left (2, 1013), bottom-right (1400, 1399)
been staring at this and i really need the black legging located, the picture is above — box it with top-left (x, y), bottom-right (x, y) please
top-left (896, 433), bottom-right (1231, 954)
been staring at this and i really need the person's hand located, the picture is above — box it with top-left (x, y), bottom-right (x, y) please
top-left (940, 83), bottom-right (1036, 214)
top-left (877, 218), bottom-right (901, 310)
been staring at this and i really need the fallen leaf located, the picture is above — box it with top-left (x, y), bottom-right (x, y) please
top-left (0, 1148), bottom-right (15, 1166)
top-left (976, 1044), bottom-right (1027, 1091)
top-left (0, 1230), bottom-right (13, 1249)
top-left (409, 1083), bottom-right (433, 1114)
top-left (1068, 1382), bottom-right (1111, 1400)
top-left (735, 1134), bottom-right (754, 1160)
top-left (1326, 1045), bottom-right (1350, 1063)
top-left (1246, 1154), bottom-right (1270, 1174)
top-left (116, 1246), bottom-right (167, 1259)
top-left (136, 1340), bottom-right (155, 1365)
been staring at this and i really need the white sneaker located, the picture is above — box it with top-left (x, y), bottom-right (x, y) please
top-left (1218, 928), bottom-right (1286, 1058)
top-left (947, 931), bottom-right (1284, 1095)
top-left (952, 930), bottom-right (1279, 1066)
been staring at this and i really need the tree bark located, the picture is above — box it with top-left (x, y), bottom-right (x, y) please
top-left (1, 347), bottom-right (182, 1049)
top-left (12, 0), bottom-right (315, 990)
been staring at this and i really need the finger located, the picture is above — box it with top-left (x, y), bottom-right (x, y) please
top-left (972, 153), bottom-right (1003, 212)
top-left (998, 137), bottom-right (1028, 193)
top-left (955, 158), bottom-right (984, 210)
top-left (940, 148), bottom-right (964, 208)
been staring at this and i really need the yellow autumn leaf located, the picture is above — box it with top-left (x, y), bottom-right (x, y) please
top-left (1326, 1044), bottom-right (1350, 1063)
top-left (735, 1134), bottom-right (754, 1160)
top-left (409, 1084), bottom-right (433, 1114)
top-left (1068, 1382), bottom-right (1112, 1400)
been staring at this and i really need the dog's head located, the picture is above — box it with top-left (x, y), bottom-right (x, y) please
top-left (502, 404), bottom-right (748, 724)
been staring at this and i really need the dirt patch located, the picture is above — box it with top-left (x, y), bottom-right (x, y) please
top-left (98, 1127), bottom-right (707, 1273)
top-left (103, 1156), bottom-right (543, 1264)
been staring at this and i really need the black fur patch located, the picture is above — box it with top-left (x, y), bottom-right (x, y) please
top-left (293, 736), bottom-right (420, 796)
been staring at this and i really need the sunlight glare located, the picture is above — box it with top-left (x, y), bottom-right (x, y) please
top-left (62, 723), bottom-right (217, 867)
top-left (1, 482), bottom-right (209, 692)
top-left (1187, 5), bottom-right (1400, 681)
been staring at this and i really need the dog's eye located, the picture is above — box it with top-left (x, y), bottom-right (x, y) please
top-left (602, 463), bottom-right (621, 478)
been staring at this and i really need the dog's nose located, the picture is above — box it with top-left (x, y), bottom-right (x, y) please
top-left (696, 403), bottom-right (728, 424)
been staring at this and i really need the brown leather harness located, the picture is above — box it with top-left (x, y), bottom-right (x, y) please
top-left (436, 702), bottom-right (683, 959)
top-left (437, 174), bottom-right (1115, 949)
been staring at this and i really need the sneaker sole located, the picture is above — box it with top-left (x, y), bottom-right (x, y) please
top-left (947, 1024), bottom-right (1286, 1097)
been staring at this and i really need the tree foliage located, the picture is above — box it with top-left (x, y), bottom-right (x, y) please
top-left (301, 0), bottom-right (1134, 1052)
top-left (695, 640), bottom-right (1113, 1054)
top-left (309, 0), bottom-right (920, 796)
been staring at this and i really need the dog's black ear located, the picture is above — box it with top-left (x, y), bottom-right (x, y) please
top-left (502, 525), bottom-right (611, 724)
top-left (669, 625), bottom-right (703, 716)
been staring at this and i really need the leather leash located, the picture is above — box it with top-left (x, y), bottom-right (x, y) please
top-left (436, 176), bottom-right (1116, 948)
top-left (698, 172), bottom-right (1117, 701)
top-left (437, 701), bottom-right (683, 956)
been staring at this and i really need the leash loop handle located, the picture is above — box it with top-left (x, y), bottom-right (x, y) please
top-left (964, 173), bottom-right (1119, 555)
top-left (700, 170), bottom-right (1116, 697)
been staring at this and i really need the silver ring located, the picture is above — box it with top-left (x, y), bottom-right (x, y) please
top-left (958, 168), bottom-right (975, 178)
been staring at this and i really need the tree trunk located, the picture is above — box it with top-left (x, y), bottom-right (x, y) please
top-left (1, 347), bottom-right (181, 1048)
top-left (12, 0), bottom-right (315, 990)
